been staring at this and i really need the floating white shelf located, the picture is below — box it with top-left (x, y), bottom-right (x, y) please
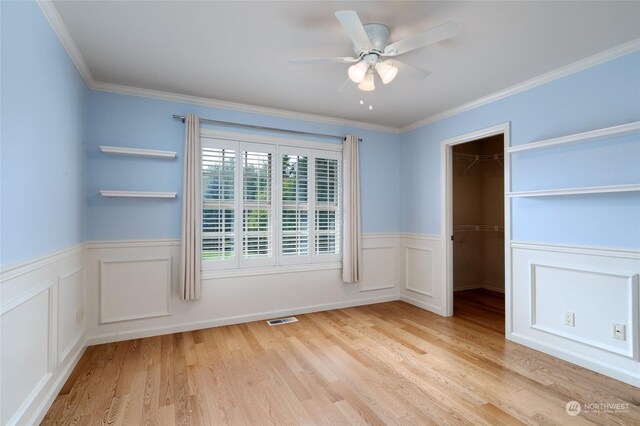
top-left (507, 121), bottom-right (640, 154)
top-left (100, 145), bottom-right (176, 159)
top-left (100, 191), bottom-right (177, 198)
top-left (507, 184), bottom-right (640, 198)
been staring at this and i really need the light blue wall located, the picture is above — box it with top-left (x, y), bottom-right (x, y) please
top-left (86, 91), bottom-right (401, 240)
top-left (1, 1), bottom-right (88, 266)
top-left (400, 52), bottom-right (640, 248)
top-left (4, 0), bottom-right (638, 254)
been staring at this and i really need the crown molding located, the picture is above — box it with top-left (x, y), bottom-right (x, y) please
top-left (401, 38), bottom-right (640, 133)
top-left (36, 1), bottom-right (638, 136)
top-left (36, 0), bottom-right (95, 87)
top-left (90, 81), bottom-right (400, 134)
top-left (36, 0), bottom-right (399, 134)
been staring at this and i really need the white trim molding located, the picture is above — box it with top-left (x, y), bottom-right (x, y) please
top-left (440, 122), bottom-right (512, 333)
top-left (85, 234), bottom-right (402, 345)
top-left (529, 261), bottom-right (638, 359)
top-left (511, 241), bottom-right (640, 387)
top-left (401, 38), bottom-right (640, 132)
top-left (1, 243), bottom-right (85, 283)
top-left (35, 1), bottom-right (398, 134)
top-left (93, 81), bottom-right (400, 134)
top-left (404, 246), bottom-right (434, 297)
top-left (36, 0), bottom-right (640, 136)
top-left (0, 280), bottom-right (54, 316)
top-left (0, 243), bottom-right (87, 426)
top-left (86, 294), bottom-right (399, 346)
top-left (56, 266), bottom-right (86, 364)
top-left (35, 1), bottom-right (95, 87)
top-left (98, 258), bottom-right (172, 324)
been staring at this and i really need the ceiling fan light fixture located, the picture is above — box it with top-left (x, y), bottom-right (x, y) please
top-left (375, 60), bottom-right (398, 84)
top-left (358, 70), bottom-right (375, 91)
top-left (348, 61), bottom-right (369, 83)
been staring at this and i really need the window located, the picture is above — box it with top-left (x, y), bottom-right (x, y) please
top-left (201, 134), bottom-right (341, 272)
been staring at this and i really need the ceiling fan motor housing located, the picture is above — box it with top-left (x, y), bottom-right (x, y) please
top-left (359, 23), bottom-right (390, 55)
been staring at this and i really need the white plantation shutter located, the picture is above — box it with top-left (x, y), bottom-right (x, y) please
top-left (281, 151), bottom-right (310, 263)
top-left (242, 146), bottom-right (275, 267)
top-left (202, 143), bottom-right (236, 269)
top-left (315, 152), bottom-right (341, 260)
top-left (201, 135), bottom-right (341, 271)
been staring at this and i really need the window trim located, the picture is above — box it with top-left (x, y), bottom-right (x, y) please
top-left (200, 129), bottom-right (342, 275)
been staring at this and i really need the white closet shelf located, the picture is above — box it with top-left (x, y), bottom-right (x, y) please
top-left (507, 184), bottom-right (640, 198)
top-left (506, 121), bottom-right (640, 154)
top-left (100, 145), bottom-right (177, 159)
top-left (100, 191), bottom-right (177, 198)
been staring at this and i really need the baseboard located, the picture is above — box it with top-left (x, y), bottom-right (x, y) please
top-left (400, 294), bottom-right (445, 316)
top-left (87, 295), bottom-right (401, 345)
top-left (510, 332), bottom-right (639, 388)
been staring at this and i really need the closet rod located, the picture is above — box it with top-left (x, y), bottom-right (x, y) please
top-left (173, 114), bottom-right (362, 142)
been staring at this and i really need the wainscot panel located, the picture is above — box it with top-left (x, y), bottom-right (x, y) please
top-left (85, 235), bottom-right (401, 345)
top-left (399, 234), bottom-right (444, 315)
top-left (511, 242), bottom-right (640, 387)
top-left (0, 245), bottom-right (86, 425)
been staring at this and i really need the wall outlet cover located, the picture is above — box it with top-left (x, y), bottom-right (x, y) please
top-left (613, 323), bottom-right (626, 341)
top-left (564, 311), bottom-right (575, 327)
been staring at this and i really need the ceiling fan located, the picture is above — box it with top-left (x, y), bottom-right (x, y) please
top-left (291, 11), bottom-right (458, 92)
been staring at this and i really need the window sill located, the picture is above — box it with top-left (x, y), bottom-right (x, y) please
top-left (201, 262), bottom-right (342, 280)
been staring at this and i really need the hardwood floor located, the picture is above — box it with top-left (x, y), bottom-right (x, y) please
top-left (43, 290), bottom-right (639, 425)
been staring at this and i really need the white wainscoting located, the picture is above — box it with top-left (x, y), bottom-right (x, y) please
top-left (360, 234), bottom-right (401, 292)
top-left (7, 234), bottom-right (637, 425)
top-left (0, 245), bottom-right (86, 426)
top-left (511, 241), bottom-right (640, 387)
top-left (399, 234), bottom-right (444, 315)
top-left (99, 257), bottom-right (172, 323)
top-left (85, 234), bottom-right (402, 345)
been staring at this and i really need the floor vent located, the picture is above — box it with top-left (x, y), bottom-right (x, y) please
top-left (267, 317), bottom-right (298, 326)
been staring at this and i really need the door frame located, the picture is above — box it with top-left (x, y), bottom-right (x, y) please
top-left (440, 122), bottom-right (512, 339)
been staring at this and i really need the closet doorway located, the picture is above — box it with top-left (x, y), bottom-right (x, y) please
top-left (451, 135), bottom-right (505, 325)
top-left (441, 123), bottom-right (510, 337)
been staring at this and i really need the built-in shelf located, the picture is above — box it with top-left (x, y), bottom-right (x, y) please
top-left (100, 145), bottom-right (177, 159)
top-left (507, 184), bottom-right (640, 198)
top-left (100, 191), bottom-right (177, 198)
top-left (506, 121), bottom-right (640, 154)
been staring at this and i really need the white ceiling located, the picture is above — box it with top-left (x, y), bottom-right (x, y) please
top-left (52, 1), bottom-right (640, 129)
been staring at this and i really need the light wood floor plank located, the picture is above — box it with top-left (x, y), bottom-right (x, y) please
top-left (43, 290), bottom-right (639, 425)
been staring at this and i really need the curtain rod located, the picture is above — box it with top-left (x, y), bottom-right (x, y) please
top-left (172, 114), bottom-right (361, 142)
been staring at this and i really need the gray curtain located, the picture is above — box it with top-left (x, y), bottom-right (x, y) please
top-left (342, 135), bottom-right (362, 283)
top-left (180, 113), bottom-right (202, 300)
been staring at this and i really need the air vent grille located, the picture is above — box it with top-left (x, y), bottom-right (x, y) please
top-left (266, 317), bottom-right (298, 326)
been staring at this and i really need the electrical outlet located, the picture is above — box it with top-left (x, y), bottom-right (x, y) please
top-left (613, 323), bottom-right (626, 341)
top-left (564, 312), bottom-right (575, 327)
top-left (76, 308), bottom-right (84, 323)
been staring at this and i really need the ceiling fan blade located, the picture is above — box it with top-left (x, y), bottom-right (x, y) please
top-left (383, 21), bottom-right (458, 56)
top-left (338, 77), bottom-right (353, 93)
top-left (393, 59), bottom-right (432, 81)
top-left (335, 10), bottom-right (372, 53)
top-left (290, 57), bottom-right (359, 65)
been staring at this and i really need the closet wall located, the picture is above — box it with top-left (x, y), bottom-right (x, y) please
top-left (452, 135), bottom-right (504, 292)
